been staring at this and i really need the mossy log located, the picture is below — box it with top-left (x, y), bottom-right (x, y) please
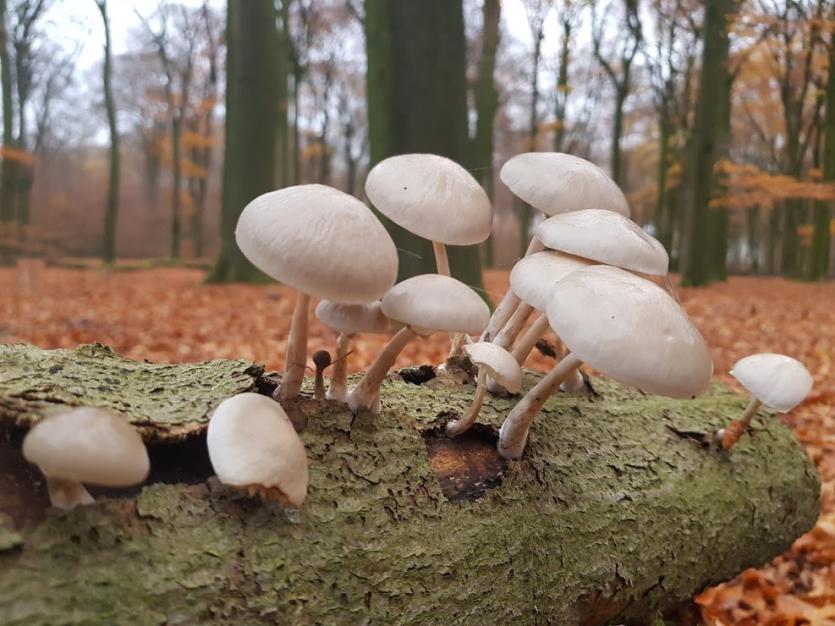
top-left (0, 344), bottom-right (821, 625)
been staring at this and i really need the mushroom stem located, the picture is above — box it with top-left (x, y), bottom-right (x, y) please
top-left (46, 477), bottom-right (95, 510)
top-left (511, 313), bottom-right (550, 365)
top-left (432, 241), bottom-right (451, 276)
top-left (446, 368), bottom-right (487, 437)
top-left (480, 237), bottom-right (544, 342)
top-left (493, 302), bottom-right (535, 350)
top-left (276, 292), bottom-right (310, 401)
top-left (327, 333), bottom-right (353, 402)
top-left (721, 397), bottom-right (763, 451)
top-left (348, 326), bottom-right (419, 413)
top-left (498, 352), bottom-right (583, 459)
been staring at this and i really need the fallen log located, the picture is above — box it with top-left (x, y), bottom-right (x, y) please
top-left (0, 344), bottom-right (820, 625)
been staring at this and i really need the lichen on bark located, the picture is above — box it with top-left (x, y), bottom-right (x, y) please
top-left (0, 343), bottom-right (263, 441)
top-left (0, 345), bottom-right (821, 625)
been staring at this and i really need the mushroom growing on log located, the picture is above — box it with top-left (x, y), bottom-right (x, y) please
top-left (0, 344), bottom-right (819, 625)
top-left (0, 343), bottom-right (822, 624)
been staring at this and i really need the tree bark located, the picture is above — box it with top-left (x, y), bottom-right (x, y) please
top-left (0, 342), bottom-right (821, 625)
top-left (469, 0), bottom-right (501, 268)
top-left (208, 0), bottom-right (279, 283)
top-left (680, 0), bottom-right (734, 286)
top-left (810, 36), bottom-right (835, 280)
top-left (96, 0), bottom-right (120, 265)
top-left (0, 0), bottom-right (14, 227)
top-left (364, 0), bottom-right (484, 293)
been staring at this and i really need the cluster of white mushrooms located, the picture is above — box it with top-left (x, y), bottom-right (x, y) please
top-left (19, 151), bottom-right (814, 512)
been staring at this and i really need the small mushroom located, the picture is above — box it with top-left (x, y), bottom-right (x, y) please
top-left (365, 153), bottom-right (492, 276)
top-left (719, 353), bottom-right (813, 451)
top-left (446, 342), bottom-right (521, 437)
top-left (312, 350), bottom-right (332, 400)
top-left (347, 274), bottom-right (490, 413)
top-left (482, 152), bottom-right (630, 343)
top-left (498, 265), bottom-right (712, 459)
top-left (314, 300), bottom-right (391, 402)
top-left (207, 393), bottom-right (308, 508)
top-left (22, 407), bottom-right (150, 510)
top-left (236, 184), bottom-right (398, 402)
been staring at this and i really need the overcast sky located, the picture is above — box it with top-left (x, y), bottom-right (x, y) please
top-left (48, 0), bottom-right (551, 72)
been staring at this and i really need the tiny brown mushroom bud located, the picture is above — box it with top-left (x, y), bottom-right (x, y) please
top-left (312, 350), bottom-right (332, 400)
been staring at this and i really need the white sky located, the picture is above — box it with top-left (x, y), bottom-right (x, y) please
top-left (49, 0), bottom-right (542, 72)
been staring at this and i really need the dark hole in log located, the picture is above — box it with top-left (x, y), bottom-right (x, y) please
top-left (0, 431), bottom-right (214, 529)
top-left (399, 365), bottom-right (436, 385)
top-left (423, 421), bottom-right (507, 502)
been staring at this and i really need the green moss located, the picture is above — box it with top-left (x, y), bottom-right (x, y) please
top-left (0, 343), bottom-right (262, 441)
top-left (0, 362), bottom-right (820, 625)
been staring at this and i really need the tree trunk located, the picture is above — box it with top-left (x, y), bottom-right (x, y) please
top-left (207, 0), bottom-right (279, 283)
top-left (518, 21), bottom-right (544, 258)
top-left (275, 0), bottom-right (290, 189)
top-left (170, 116), bottom-right (183, 259)
top-left (553, 15), bottom-right (571, 154)
top-left (365, 0), bottom-right (484, 293)
top-left (97, 0), bottom-right (120, 265)
top-left (0, 0), bottom-right (14, 228)
top-left (469, 0), bottom-right (501, 269)
top-left (655, 107), bottom-right (673, 253)
top-left (810, 39), bottom-right (835, 280)
top-left (0, 343), bottom-right (821, 625)
top-left (610, 85), bottom-right (627, 187)
top-left (680, 0), bottom-right (734, 286)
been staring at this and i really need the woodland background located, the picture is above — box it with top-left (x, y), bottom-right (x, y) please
top-left (2, 0), bottom-right (835, 624)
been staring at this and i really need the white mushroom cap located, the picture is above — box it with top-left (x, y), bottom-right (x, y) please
top-left (236, 184), bottom-right (398, 304)
top-left (500, 152), bottom-right (629, 217)
top-left (536, 209), bottom-right (669, 276)
top-left (510, 251), bottom-right (594, 311)
top-left (381, 274), bottom-right (491, 335)
top-left (547, 265), bottom-right (712, 399)
top-left (22, 407), bottom-right (149, 487)
top-left (315, 300), bottom-right (391, 335)
top-left (207, 393), bottom-right (308, 508)
top-left (464, 342), bottom-right (522, 393)
top-left (730, 353), bottom-right (813, 412)
top-left (365, 154), bottom-right (493, 245)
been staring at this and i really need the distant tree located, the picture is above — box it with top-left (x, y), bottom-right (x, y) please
top-left (208, 0), bottom-right (279, 282)
top-left (552, 0), bottom-right (579, 154)
top-left (95, 0), bottom-right (120, 265)
top-left (0, 0), bottom-right (12, 231)
top-left (364, 0), bottom-right (484, 294)
top-left (470, 0), bottom-right (501, 267)
top-left (680, 0), bottom-right (737, 286)
top-left (590, 0), bottom-right (643, 186)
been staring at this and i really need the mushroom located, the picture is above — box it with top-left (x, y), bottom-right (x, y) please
top-left (535, 208), bottom-right (669, 276)
top-left (446, 342), bottom-right (522, 437)
top-left (365, 153), bottom-right (492, 276)
top-left (207, 393), bottom-right (309, 508)
top-left (22, 407), bottom-right (150, 510)
top-left (314, 300), bottom-right (391, 402)
top-left (481, 152), bottom-right (630, 343)
top-left (235, 184), bottom-right (398, 402)
top-left (719, 353), bottom-right (813, 451)
top-left (498, 265), bottom-right (712, 459)
top-left (312, 350), bottom-right (332, 400)
top-left (347, 274), bottom-right (490, 413)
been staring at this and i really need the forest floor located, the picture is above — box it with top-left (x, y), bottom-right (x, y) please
top-left (1, 261), bottom-right (835, 624)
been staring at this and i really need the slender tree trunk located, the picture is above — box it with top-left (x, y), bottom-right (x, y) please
top-left (97, 0), bottom-right (120, 265)
top-left (0, 0), bottom-right (14, 228)
top-left (681, 0), bottom-right (734, 286)
top-left (518, 23), bottom-right (544, 258)
top-left (655, 108), bottom-right (673, 253)
top-left (810, 39), bottom-right (835, 280)
top-left (292, 65), bottom-right (302, 184)
top-left (364, 0), bottom-right (484, 293)
top-left (611, 85), bottom-right (627, 186)
top-left (207, 0), bottom-right (279, 282)
top-left (469, 0), bottom-right (501, 269)
top-left (553, 15), bottom-right (571, 154)
top-left (275, 0), bottom-right (290, 189)
top-left (170, 117), bottom-right (183, 259)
